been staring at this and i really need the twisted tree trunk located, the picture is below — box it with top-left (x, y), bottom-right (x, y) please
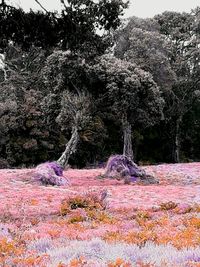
top-left (57, 126), bottom-right (79, 168)
top-left (122, 116), bottom-right (134, 161)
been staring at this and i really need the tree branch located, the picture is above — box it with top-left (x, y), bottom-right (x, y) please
top-left (34, 0), bottom-right (49, 14)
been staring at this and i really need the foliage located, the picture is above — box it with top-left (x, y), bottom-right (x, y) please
top-left (87, 54), bottom-right (164, 128)
top-left (86, 55), bottom-right (164, 159)
top-left (1, 166), bottom-right (200, 265)
top-left (108, 258), bottom-right (131, 267)
top-left (0, 4), bottom-right (200, 166)
top-left (60, 190), bottom-right (107, 215)
top-left (0, 45), bottom-right (53, 166)
top-left (0, 0), bottom-right (128, 56)
top-left (32, 237), bottom-right (200, 266)
top-left (159, 201), bottom-right (178, 211)
top-left (112, 11), bottom-right (200, 163)
top-left (154, 10), bottom-right (200, 162)
top-left (114, 16), bottom-right (176, 89)
top-left (56, 91), bottom-right (92, 131)
top-left (41, 50), bottom-right (109, 167)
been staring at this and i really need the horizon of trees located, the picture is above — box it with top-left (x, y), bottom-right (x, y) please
top-left (0, 0), bottom-right (200, 168)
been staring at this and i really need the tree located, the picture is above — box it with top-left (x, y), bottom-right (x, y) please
top-left (0, 0), bottom-right (129, 167)
top-left (113, 16), bottom-right (182, 162)
top-left (0, 0), bottom-right (128, 57)
top-left (42, 50), bottom-right (164, 163)
top-left (155, 11), bottom-right (200, 162)
top-left (56, 91), bottom-right (92, 168)
top-left (115, 11), bottom-right (200, 163)
top-left (114, 16), bottom-right (176, 90)
top-left (0, 45), bottom-right (52, 166)
top-left (41, 50), bottom-right (108, 167)
top-left (87, 55), bottom-right (165, 160)
top-left (57, 0), bottom-right (128, 56)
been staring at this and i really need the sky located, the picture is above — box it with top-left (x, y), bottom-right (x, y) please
top-left (10, 0), bottom-right (200, 18)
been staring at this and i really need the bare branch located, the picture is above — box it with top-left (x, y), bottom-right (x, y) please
top-left (34, 0), bottom-right (49, 14)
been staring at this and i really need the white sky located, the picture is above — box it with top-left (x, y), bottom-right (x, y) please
top-left (10, 0), bottom-right (200, 18)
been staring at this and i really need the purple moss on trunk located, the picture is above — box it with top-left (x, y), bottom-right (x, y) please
top-left (104, 155), bottom-right (159, 184)
top-left (47, 161), bottom-right (63, 176)
top-left (33, 161), bottom-right (69, 186)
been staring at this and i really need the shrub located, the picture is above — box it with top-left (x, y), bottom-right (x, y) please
top-left (67, 209), bottom-right (88, 223)
top-left (60, 190), bottom-right (107, 216)
top-left (159, 201), bottom-right (178, 211)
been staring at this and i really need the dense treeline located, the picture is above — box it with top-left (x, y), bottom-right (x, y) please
top-left (0, 0), bottom-right (200, 168)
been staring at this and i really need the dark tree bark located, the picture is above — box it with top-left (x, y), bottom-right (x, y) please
top-left (122, 116), bottom-right (134, 161)
top-left (57, 126), bottom-right (79, 168)
top-left (173, 116), bottom-right (182, 163)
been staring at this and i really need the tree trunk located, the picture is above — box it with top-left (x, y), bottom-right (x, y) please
top-left (122, 117), bottom-right (134, 161)
top-left (173, 116), bottom-right (182, 163)
top-left (57, 126), bottom-right (79, 168)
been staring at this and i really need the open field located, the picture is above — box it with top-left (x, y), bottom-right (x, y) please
top-left (1, 163), bottom-right (200, 266)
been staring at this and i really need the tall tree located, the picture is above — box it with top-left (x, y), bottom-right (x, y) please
top-left (116, 12), bottom-right (200, 163)
top-left (155, 11), bottom-right (200, 162)
top-left (87, 55), bottom-right (165, 160)
top-left (113, 16), bottom-right (179, 162)
top-left (41, 50), bottom-right (108, 167)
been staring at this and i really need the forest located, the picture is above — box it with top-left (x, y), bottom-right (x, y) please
top-left (0, 0), bottom-right (200, 169)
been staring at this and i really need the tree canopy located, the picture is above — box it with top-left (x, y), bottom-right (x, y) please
top-left (0, 2), bottom-right (200, 167)
top-left (0, 0), bottom-right (128, 57)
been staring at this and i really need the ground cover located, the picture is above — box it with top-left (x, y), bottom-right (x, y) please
top-left (1, 163), bottom-right (200, 266)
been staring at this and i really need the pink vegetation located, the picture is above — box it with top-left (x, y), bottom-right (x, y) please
top-left (1, 162), bottom-right (200, 266)
top-left (0, 162), bottom-right (200, 216)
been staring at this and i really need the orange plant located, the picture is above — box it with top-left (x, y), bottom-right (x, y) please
top-left (159, 201), bottom-right (177, 211)
top-left (68, 256), bottom-right (87, 267)
top-left (186, 217), bottom-right (200, 229)
top-left (60, 192), bottom-right (105, 216)
top-left (107, 258), bottom-right (131, 267)
top-left (12, 253), bottom-right (49, 267)
top-left (136, 262), bottom-right (156, 267)
top-left (0, 238), bottom-right (24, 266)
top-left (103, 231), bottom-right (122, 243)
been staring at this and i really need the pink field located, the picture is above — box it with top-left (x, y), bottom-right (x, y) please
top-left (1, 163), bottom-right (200, 266)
